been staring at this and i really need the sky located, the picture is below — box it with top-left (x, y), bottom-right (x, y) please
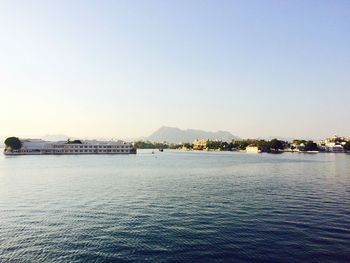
top-left (0, 0), bottom-right (349, 140)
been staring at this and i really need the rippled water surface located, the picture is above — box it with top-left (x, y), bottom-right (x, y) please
top-left (1, 150), bottom-right (350, 262)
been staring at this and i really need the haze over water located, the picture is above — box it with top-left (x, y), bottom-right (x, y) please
top-left (1, 150), bottom-right (350, 262)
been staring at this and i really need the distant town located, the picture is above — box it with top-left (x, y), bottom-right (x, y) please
top-left (3, 133), bottom-right (350, 155)
top-left (135, 134), bottom-right (350, 153)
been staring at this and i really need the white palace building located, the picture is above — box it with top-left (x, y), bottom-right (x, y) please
top-left (3, 138), bottom-right (136, 155)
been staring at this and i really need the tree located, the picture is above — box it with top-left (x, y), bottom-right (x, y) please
top-left (270, 139), bottom-right (284, 151)
top-left (134, 141), bottom-right (169, 149)
top-left (304, 141), bottom-right (318, 151)
top-left (67, 139), bottom-right (82, 144)
top-left (182, 143), bottom-right (192, 149)
top-left (257, 140), bottom-right (272, 152)
top-left (207, 140), bottom-right (222, 150)
top-left (229, 141), bottom-right (239, 150)
top-left (293, 139), bottom-right (306, 146)
top-left (4, 137), bottom-right (22, 150)
top-left (344, 142), bottom-right (350, 152)
top-left (239, 141), bottom-right (249, 150)
top-left (220, 141), bottom-right (229, 150)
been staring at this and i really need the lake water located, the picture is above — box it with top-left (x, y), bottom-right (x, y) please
top-left (0, 150), bottom-right (350, 262)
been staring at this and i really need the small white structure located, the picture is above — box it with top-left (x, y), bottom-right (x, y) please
top-left (246, 144), bottom-right (261, 153)
top-left (4, 138), bottom-right (136, 155)
top-left (323, 142), bottom-right (344, 153)
top-left (291, 142), bottom-right (305, 152)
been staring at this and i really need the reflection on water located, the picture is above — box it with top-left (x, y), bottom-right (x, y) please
top-left (0, 151), bottom-right (350, 262)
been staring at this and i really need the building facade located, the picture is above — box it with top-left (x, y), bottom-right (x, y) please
top-left (246, 144), bottom-right (261, 153)
top-left (4, 139), bottom-right (136, 155)
top-left (192, 139), bottom-right (208, 150)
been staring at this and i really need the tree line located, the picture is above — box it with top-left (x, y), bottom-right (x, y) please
top-left (134, 138), bottom-right (315, 152)
top-left (4, 137), bottom-right (350, 153)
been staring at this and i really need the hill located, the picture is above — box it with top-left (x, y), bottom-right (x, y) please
top-left (147, 126), bottom-right (238, 143)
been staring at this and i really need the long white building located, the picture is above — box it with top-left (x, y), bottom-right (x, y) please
top-left (4, 138), bottom-right (136, 155)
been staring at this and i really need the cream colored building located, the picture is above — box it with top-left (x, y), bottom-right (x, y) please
top-left (192, 139), bottom-right (208, 150)
top-left (246, 144), bottom-right (261, 153)
top-left (4, 139), bottom-right (136, 155)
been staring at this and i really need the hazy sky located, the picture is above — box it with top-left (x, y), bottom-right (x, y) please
top-left (0, 0), bottom-right (349, 140)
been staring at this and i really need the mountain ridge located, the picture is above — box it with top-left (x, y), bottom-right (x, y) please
top-left (146, 126), bottom-right (239, 143)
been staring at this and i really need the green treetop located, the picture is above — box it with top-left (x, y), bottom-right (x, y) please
top-left (4, 137), bottom-right (22, 150)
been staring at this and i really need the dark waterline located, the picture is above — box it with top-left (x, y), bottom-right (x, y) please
top-left (0, 150), bottom-right (350, 262)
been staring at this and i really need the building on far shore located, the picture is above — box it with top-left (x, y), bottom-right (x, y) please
top-left (193, 139), bottom-right (208, 150)
top-left (4, 138), bottom-right (136, 155)
top-left (318, 142), bottom-right (344, 153)
top-left (246, 144), bottom-right (261, 153)
top-left (317, 134), bottom-right (345, 153)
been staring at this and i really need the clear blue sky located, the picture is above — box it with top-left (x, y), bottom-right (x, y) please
top-left (0, 0), bottom-right (349, 139)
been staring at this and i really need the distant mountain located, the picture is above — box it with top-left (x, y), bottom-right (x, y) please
top-left (41, 134), bottom-right (70, 141)
top-left (146, 126), bottom-right (239, 143)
